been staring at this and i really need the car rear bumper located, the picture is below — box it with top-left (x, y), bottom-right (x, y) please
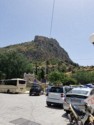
top-left (46, 101), bottom-right (63, 105)
top-left (29, 91), bottom-right (40, 95)
top-left (46, 97), bottom-right (64, 104)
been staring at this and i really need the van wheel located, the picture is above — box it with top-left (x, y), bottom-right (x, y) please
top-left (7, 89), bottom-right (10, 93)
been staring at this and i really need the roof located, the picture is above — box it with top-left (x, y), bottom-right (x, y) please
top-left (11, 78), bottom-right (26, 81)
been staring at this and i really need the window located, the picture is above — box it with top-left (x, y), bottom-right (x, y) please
top-left (50, 87), bottom-right (63, 93)
top-left (5, 80), bottom-right (17, 86)
top-left (19, 80), bottom-right (26, 84)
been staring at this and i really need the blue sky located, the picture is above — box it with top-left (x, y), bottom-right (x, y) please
top-left (0, 0), bottom-right (94, 66)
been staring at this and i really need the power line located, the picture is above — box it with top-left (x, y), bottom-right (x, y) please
top-left (49, 0), bottom-right (55, 37)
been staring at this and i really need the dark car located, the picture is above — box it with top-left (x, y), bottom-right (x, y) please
top-left (29, 84), bottom-right (42, 96)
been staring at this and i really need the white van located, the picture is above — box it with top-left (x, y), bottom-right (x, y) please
top-left (0, 78), bottom-right (27, 93)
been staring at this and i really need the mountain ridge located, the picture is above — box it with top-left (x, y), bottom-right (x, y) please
top-left (0, 35), bottom-right (75, 65)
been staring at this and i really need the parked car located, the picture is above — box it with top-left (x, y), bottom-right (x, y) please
top-left (29, 83), bottom-right (42, 96)
top-left (63, 87), bottom-right (94, 113)
top-left (46, 86), bottom-right (72, 108)
top-left (84, 83), bottom-right (94, 88)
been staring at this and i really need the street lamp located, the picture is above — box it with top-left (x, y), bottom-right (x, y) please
top-left (89, 33), bottom-right (94, 45)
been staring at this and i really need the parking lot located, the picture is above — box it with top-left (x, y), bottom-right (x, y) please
top-left (0, 93), bottom-right (69, 125)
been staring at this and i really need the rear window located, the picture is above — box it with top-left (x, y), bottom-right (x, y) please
top-left (32, 84), bottom-right (41, 88)
top-left (68, 89), bottom-right (89, 95)
top-left (50, 87), bottom-right (63, 93)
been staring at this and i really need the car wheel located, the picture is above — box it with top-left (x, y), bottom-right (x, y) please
top-left (37, 93), bottom-right (40, 96)
top-left (29, 92), bottom-right (32, 96)
top-left (47, 102), bottom-right (51, 107)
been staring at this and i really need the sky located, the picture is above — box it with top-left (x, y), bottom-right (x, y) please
top-left (0, 0), bottom-right (94, 66)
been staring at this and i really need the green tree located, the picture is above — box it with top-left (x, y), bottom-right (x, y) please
top-left (48, 71), bottom-right (65, 85)
top-left (45, 60), bottom-right (49, 74)
top-left (72, 71), bottom-right (94, 84)
top-left (25, 63), bottom-right (33, 73)
top-left (0, 71), bottom-right (6, 80)
top-left (37, 68), bottom-right (45, 82)
top-left (0, 51), bottom-right (31, 79)
top-left (48, 70), bottom-right (77, 86)
top-left (35, 62), bottom-right (38, 75)
top-left (63, 76), bottom-right (77, 85)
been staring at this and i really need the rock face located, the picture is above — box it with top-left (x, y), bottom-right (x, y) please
top-left (0, 35), bottom-right (73, 64)
top-left (31, 35), bottom-right (72, 63)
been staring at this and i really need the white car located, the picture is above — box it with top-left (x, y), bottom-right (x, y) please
top-left (63, 87), bottom-right (94, 113)
top-left (46, 86), bottom-right (72, 108)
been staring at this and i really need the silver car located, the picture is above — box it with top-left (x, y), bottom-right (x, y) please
top-left (46, 86), bottom-right (72, 108)
top-left (63, 87), bottom-right (94, 113)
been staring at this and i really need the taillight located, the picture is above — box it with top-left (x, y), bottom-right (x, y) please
top-left (64, 98), bottom-right (66, 102)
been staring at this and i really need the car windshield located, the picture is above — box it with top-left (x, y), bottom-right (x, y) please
top-left (68, 89), bottom-right (89, 95)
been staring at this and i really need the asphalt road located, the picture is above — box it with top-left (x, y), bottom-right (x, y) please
top-left (0, 93), bottom-right (69, 125)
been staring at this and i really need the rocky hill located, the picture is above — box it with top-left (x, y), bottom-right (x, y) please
top-left (0, 36), bottom-right (75, 65)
